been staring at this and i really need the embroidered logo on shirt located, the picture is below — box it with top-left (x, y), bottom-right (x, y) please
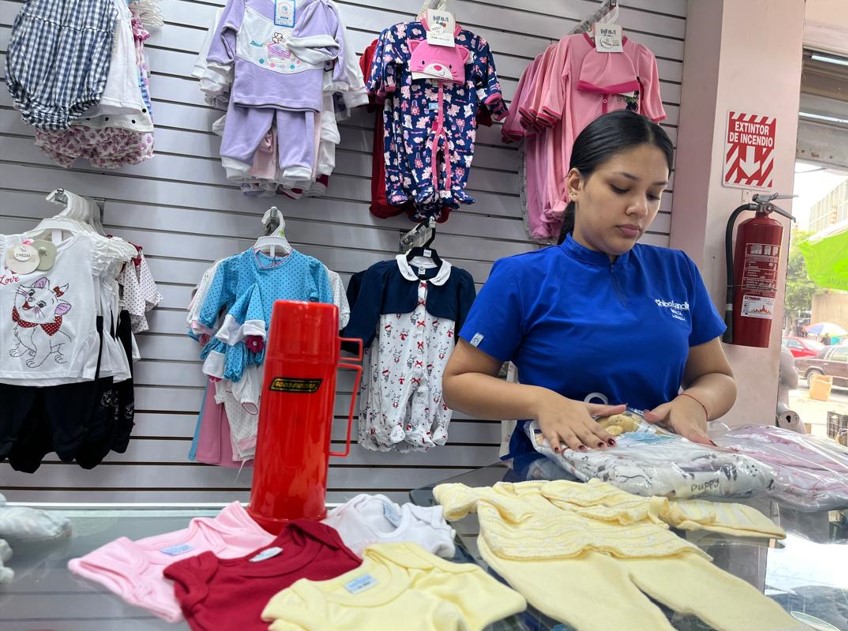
top-left (269, 377), bottom-right (323, 393)
top-left (654, 298), bottom-right (689, 322)
top-left (470, 332), bottom-right (484, 347)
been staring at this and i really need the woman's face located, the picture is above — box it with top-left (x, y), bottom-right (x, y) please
top-left (566, 144), bottom-right (669, 259)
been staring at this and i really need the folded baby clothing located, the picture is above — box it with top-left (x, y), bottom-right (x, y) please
top-left (322, 493), bottom-right (455, 557)
top-left (435, 481), bottom-right (801, 631)
top-left (261, 542), bottom-right (527, 630)
top-left (68, 502), bottom-right (274, 622)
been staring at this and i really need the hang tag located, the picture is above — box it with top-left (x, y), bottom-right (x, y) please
top-left (426, 9), bottom-right (456, 47)
top-left (160, 543), bottom-right (194, 556)
top-left (345, 573), bottom-right (378, 594)
top-left (33, 240), bottom-right (57, 271)
top-left (5, 243), bottom-right (40, 275)
top-left (417, 266), bottom-right (426, 276)
top-left (250, 546), bottom-right (283, 562)
top-left (428, 102), bottom-right (439, 111)
top-left (423, 249), bottom-right (432, 258)
top-left (382, 502), bottom-right (402, 527)
top-left (595, 23), bottom-right (623, 53)
top-left (274, 0), bottom-right (296, 27)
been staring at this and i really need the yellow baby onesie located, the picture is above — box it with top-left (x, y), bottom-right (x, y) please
top-left (435, 481), bottom-right (802, 631)
top-left (260, 542), bottom-right (526, 630)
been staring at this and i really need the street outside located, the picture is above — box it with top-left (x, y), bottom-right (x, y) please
top-left (788, 378), bottom-right (848, 441)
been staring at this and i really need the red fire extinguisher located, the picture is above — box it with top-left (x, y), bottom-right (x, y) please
top-left (723, 193), bottom-right (795, 347)
top-left (248, 300), bottom-right (362, 533)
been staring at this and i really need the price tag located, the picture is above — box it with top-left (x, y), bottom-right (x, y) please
top-left (274, 0), bottom-right (296, 27)
top-left (5, 243), bottom-right (40, 275)
top-left (426, 9), bottom-right (455, 47)
top-left (594, 23), bottom-right (623, 53)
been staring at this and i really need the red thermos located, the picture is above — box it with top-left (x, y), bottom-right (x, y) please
top-left (248, 300), bottom-right (362, 532)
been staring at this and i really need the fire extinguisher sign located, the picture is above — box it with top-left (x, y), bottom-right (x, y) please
top-left (723, 111), bottom-right (776, 190)
top-left (740, 242), bottom-right (780, 320)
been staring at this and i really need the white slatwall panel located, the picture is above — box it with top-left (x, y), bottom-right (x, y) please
top-left (0, 0), bottom-right (687, 504)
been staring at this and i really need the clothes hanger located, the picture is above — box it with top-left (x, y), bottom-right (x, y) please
top-left (26, 189), bottom-right (136, 262)
top-left (405, 218), bottom-right (443, 269)
top-left (253, 206), bottom-right (292, 258)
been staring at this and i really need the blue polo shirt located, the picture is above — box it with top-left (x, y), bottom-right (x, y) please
top-left (459, 235), bottom-right (726, 458)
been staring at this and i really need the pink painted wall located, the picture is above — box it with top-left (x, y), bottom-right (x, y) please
top-left (671, 0), bottom-right (805, 426)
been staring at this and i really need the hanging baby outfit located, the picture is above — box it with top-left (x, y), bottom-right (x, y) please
top-left (197, 0), bottom-right (365, 196)
top-left (503, 33), bottom-right (666, 241)
top-left (367, 15), bottom-right (507, 221)
top-left (0, 192), bottom-right (153, 471)
top-left (342, 255), bottom-right (476, 452)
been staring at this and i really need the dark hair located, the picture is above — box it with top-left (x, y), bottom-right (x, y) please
top-left (557, 110), bottom-right (674, 245)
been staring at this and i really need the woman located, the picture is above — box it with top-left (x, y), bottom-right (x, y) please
top-left (443, 110), bottom-right (736, 457)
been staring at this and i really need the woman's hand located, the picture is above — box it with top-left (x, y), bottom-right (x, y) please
top-left (531, 389), bottom-right (625, 452)
top-left (644, 395), bottom-right (714, 445)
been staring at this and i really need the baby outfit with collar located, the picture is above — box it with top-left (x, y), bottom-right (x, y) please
top-left (322, 493), bottom-right (455, 557)
top-left (434, 480), bottom-right (801, 631)
top-left (342, 256), bottom-right (476, 452)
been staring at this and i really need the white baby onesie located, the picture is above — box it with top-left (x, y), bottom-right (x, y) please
top-left (323, 493), bottom-right (456, 558)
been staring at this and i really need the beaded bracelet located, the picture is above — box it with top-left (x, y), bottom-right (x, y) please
top-left (679, 391), bottom-right (710, 420)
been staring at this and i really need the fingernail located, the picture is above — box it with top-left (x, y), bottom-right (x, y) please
top-left (553, 446), bottom-right (560, 453)
top-left (607, 439), bottom-right (616, 447)
top-left (597, 442), bottom-right (606, 449)
top-left (577, 445), bottom-right (587, 451)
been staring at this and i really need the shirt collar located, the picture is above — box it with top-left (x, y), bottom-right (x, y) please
top-left (395, 254), bottom-right (452, 285)
top-left (559, 234), bottom-right (632, 268)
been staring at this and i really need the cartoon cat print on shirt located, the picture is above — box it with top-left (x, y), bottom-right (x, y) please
top-left (10, 277), bottom-right (72, 368)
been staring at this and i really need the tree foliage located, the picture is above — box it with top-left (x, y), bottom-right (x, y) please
top-left (785, 229), bottom-right (819, 320)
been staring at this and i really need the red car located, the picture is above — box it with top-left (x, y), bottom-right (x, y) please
top-left (782, 336), bottom-right (825, 359)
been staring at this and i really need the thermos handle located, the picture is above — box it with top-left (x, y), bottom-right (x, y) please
top-left (330, 338), bottom-right (363, 458)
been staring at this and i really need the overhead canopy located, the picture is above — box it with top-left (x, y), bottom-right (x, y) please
top-left (798, 219), bottom-right (848, 291)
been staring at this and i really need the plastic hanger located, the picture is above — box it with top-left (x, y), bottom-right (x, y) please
top-left (253, 206), bottom-right (292, 258)
top-left (26, 189), bottom-right (136, 262)
top-left (405, 220), bottom-right (443, 269)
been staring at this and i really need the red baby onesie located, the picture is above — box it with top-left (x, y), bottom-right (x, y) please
top-left (163, 519), bottom-right (361, 631)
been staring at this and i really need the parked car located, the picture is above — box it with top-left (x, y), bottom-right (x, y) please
top-left (782, 336), bottom-right (825, 359)
top-left (794, 344), bottom-right (848, 387)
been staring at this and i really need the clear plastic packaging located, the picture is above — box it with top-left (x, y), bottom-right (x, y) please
top-left (710, 424), bottom-right (848, 511)
top-left (525, 412), bottom-right (775, 500)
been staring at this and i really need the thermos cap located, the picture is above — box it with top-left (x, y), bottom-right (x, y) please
top-left (266, 300), bottom-right (340, 362)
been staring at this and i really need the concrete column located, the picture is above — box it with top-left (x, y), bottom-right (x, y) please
top-left (671, 0), bottom-right (805, 426)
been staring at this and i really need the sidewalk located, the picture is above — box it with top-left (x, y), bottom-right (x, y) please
top-left (789, 388), bottom-right (848, 441)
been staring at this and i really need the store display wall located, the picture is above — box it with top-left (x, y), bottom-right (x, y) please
top-left (0, 0), bottom-right (687, 503)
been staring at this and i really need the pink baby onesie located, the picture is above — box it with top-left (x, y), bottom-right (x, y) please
top-left (67, 502), bottom-right (274, 622)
